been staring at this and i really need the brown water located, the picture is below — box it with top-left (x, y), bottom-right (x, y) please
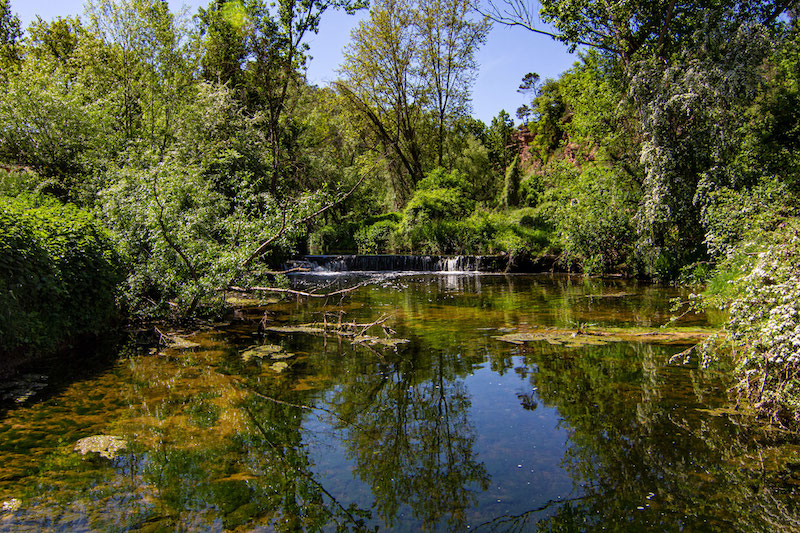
top-left (1, 274), bottom-right (799, 532)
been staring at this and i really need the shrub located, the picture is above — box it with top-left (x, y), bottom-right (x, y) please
top-left (0, 194), bottom-right (123, 360)
top-left (309, 223), bottom-right (359, 254)
top-left (404, 168), bottom-right (474, 225)
top-left (700, 220), bottom-right (800, 423)
top-left (537, 164), bottom-right (639, 274)
top-left (355, 219), bottom-right (400, 254)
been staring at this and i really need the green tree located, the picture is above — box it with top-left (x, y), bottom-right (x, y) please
top-left (338, 0), bottom-right (488, 203)
top-left (0, 0), bottom-right (21, 77)
top-left (499, 154), bottom-right (520, 208)
top-left (485, 109), bottom-right (515, 171)
top-left (416, 0), bottom-right (490, 166)
top-left (338, 0), bottom-right (429, 203)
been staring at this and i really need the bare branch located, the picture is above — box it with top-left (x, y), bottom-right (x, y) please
top-left (228, 279), bottom-right (373, 299)
top-left (478, 0), bottom-right (616, 53)
top-left (239, 168), bottom-right (371, 270)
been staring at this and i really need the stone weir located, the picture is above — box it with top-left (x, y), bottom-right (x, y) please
top-left (287, 254), bottom-right (509, 273)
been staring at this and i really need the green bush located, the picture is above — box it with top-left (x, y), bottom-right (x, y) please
top-left (404, 168), bottom-right (474, 225)
top-left (698, 219), bottom-right (800, 423)
top-left (0, 195), bottom-right (123, 360)
top-left (355, 219), bottom-right (400, 254)
top-left (308, 223), bottom-right (359, 254)
top-left (535, 164), bottom-right (639, 274)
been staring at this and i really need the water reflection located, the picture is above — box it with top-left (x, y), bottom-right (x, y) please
top-left (0, 275), bottom-right (798, 532)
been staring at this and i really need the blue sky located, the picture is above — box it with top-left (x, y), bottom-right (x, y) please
top-left (12, 0), bottom-right (578, 124)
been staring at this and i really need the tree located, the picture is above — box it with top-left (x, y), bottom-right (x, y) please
top-left (484, 0), bottom-right (796, 67)
top-left (416, 0), bottom-right (490, 166)
top-left (0, 0), bottom-right (21, 77)
top-left (86, 0), bottom-right (195, 148)
top-left (499, 154), bottom-right (520, 208)
top-left (338, 0), bottom-right (428, 203)
top-left (197, 0), bottom-right (249, 89)
top-left (337, 0), bottom-right (488, 203)
top-left (485, 109), bottom-right (514, 171)
top-left (198, 0), bottom-right (365, 192)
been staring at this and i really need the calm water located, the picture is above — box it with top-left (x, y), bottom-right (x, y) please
top-left (1, 274), bottom-right (800, 532)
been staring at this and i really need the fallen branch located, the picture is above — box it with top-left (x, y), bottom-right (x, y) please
top-left (228, 279), bottom-right (372, 299)
top-left (357, 314), bottom-right (392, 336)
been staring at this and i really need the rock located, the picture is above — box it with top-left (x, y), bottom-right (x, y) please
top-left (74, 435), bottom-right (127, 460)
top-left (241, 344), bottom-right (292, 362)
top-left (165, 336), bottom-right (200, 350)
top-left (270, 361), bottom-right (289, 373)
top-left (1, 499), bottom-right (21, 512)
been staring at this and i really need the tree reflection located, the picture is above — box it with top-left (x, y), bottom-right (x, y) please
top-left (489, 341), bottom-right (800, 532)
top-left (324, 345), bottom-right (490, 529)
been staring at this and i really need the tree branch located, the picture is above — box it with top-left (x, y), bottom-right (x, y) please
top-left (239, 169), bottom-right (369, 270)
top-left (478, 0), bottom-right (613, 52)
top-left (228, 279), bottom-right (372, 299)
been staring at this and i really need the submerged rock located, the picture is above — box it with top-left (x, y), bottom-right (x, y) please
top-left (74, 435), bottom-right (127, 460)
top-left (494, 326), bottom-right (715, 347)
top-left (270, 361), bottom-right (290, 373)
top-left (1, 499), bottom-right (21, 512)
top-left (241, 344), bottom-right (292, 362)
top-left (164, 335), bottom-right (201, 350)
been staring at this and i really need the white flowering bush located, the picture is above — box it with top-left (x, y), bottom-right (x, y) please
top-left (712, 221), bottom-right (800, 421)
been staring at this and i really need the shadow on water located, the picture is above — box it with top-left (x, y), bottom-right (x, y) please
top-left (0, 274), bottom-right (799, 531)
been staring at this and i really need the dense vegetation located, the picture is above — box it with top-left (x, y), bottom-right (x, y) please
top-left (0, 194), bottom-right (122, 363)
top-left (0, 0), bottom-right (799, 420)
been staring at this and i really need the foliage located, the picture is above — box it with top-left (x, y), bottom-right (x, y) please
top-left (404, 168), bottom-right (474, 224)
top-left (0, 194), bottom-right (122, 359)
top-left (0, 0), bottom-right (20, 76)
top-left (498, 155), bottom-right (521, 208)
top-left (699, 220), bottom-right (800, 423)
top-left (337, 0), bottom-right (489, 203)
top-left (533, 163), bottom-right (640, 274)
top-left (354, 214), bottom-right (402, 254)
top-left (630, 21), bottom-right (774, 278)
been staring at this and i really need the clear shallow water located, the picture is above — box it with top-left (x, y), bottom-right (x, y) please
top-left (1, 274), bottom-right (799, 532)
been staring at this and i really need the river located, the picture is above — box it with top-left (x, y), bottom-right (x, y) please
top-left (1, 273), bottom-right (799, 531)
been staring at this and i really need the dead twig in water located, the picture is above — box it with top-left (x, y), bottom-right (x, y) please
top-left (228, 279), bottom-right (373, 299)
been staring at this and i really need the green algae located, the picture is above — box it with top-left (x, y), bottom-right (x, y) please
top-left (240, 344), bottom-right (293, 362)
top-left (494, 326), bottom-right (717, 347)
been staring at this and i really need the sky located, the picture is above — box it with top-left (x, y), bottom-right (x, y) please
top-left (12, 0), bottom-right (578, 125)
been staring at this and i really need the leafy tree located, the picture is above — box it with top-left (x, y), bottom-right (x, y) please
top-left (338, 0), bottom-right (430, 202)
top-left (0, 0), bottom-right (21, 76)
top-left (416, 0), bottom-right (490, 166)
top-left (338, 0), bottom-right (488, 203)
top-left (485, 109), bottom-right (515, 171)
top-left (499, 154), bottom-right (520, 208)
top-left (197, 0), bottom-right (249, 89)
top-left (486, 0), bottom-right (794, 66)
top-left (0, 60), bottom-right (111, 202)
top-left (630, 21), bottom-right (774, 275)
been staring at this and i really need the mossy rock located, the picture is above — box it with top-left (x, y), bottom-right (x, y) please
top-left (352, 335), bottom-right (411, 347)
top-left (74, 435), bottom-right (127, 460)
top-left (494, 326), bottom-right (716, 347)
top-left (494, 331), bottom-right (615, 347)
top-left (241, 344), bottom-right (293, 362)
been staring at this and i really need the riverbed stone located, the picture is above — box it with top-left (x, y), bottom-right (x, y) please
top-left (74, 435), bottom-right (128, 460)
top-left (1, 499), bottom-right (21, 512)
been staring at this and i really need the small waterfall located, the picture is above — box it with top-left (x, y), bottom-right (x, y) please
top-left (288, 254), bottom-right (507, 273)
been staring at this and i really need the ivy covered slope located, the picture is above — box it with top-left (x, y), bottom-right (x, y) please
top-left (0, 195), bottom-right (123, 366)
